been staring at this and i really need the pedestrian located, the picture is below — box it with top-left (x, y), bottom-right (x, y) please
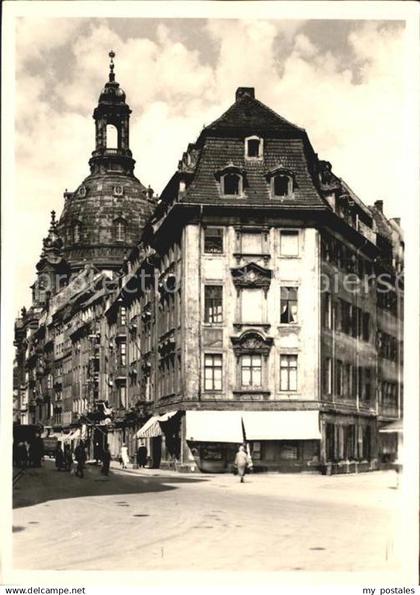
top-left (120, 443), bottom-right (129, 469)
top-left (54, 443), bottom-right (65, 471)
top-left (63, 444), bottom-right (73, 472)
top-left (16, 442), bottom-right (28, 469)
top-left (30, 433), bottom-right (44, 467)
top-left (234, 445), bottom-right (251, 483)
top-left (74, 441), bottom-right (87, 478)
top-left (136, 443), bottom-right (148, 468)
top-left (101, 444), bottom-right (111, 476)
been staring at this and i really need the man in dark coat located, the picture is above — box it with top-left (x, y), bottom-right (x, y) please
top-left (136, 444), bottom-right (148, 468)
top-left (29, 434), bottom-right (44, 467)
top-left (55, 443), bottom-right (64, 471)
top-left (74, 441), bottom-right (87, 478)
top-left (101, 444), bottom-right (111, 476)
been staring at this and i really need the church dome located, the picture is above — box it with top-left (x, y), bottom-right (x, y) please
top-left (56, 51), bottom-right (156, 273)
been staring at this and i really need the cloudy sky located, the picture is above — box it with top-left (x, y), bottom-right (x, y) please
top-left (13, 16), bottom-right (408, 309)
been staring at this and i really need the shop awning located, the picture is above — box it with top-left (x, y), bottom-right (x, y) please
top-left (242, 411), bottom-right (321, 440)
top-left (136, 411), bottom-right (178, 438)
top-left (379, 419), bottom-right (403, 433)
top-left (185, 411), bottom-right (244, 443)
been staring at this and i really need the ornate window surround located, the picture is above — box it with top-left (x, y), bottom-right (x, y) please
top-left (214, 162), bottom-right (246, 198)
top-left (231, 330), bottom-right (273, 359)
top-left (231, 261), bottom-right (272, 292)
top-left (265, 165), bottom-right (296, 199)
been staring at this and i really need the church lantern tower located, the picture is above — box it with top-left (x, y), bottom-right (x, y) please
top-left (57, 51), bottom-right (156, 273)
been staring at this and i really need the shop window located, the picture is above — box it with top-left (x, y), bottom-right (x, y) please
top-left (280, 287), bottom-right (298, 324)
top-left (204, 354), bottom-right (222, 391)
top-left (204, 285), bottom-right (223, 323)
top-left (204, 228), bottom-right (223, 254)
top-left (222, 173), bottom-right (241, 196)
top-left (280, 355), bottom-right (298, 391)
top-left (241, 355), bottom-right (262, 387)
top-left (280, 444), bottom-right (299, 460)
top-left (280, 230), bottom-right (299, 256)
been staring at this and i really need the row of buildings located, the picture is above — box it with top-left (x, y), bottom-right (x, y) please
top-left (13, 54), bottom-right (404, 473)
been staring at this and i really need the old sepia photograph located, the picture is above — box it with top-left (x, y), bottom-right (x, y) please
top-left (1, 1), bottom-right (419, 590)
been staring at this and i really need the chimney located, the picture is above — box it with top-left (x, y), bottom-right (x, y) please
top-left (235, 87), bottom-right (255, 101)
top-left (374, 200), bottom-right (383, 212)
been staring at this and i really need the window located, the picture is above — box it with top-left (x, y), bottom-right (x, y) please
top-left (241, 355), bottom-right (262, 387)
top-left (118, 385), bottom-right (127, 409)
top-left (280, 230), bottom-right (299, 256)
top-left (114, 185), bottom-right (123, 196)
top-left (120, 306), bottom-right (127, 326)
top-left (280, 287), bottom-right (298, 324)
top-left (245, 137), bottom-right (262, 159)
top-left (323, 293), bottom-right (332, 329)
top-left (323, 357), bottom-right (332, 395)
top-left (78, 185), bottom-right (86, 197)
top-left (204, 228), bottom-right (223, 254)
top-left (73, 223), bottom-right (81, 243)
top-left (241, 232), bottom-right (262, 254)
top-left (280, 355), bottom-right (298, 391)
top-left (204, 354), bottom-right (222, 391)
top-left (115, 220), bottom-right (126, 242)
top-left (336, 359), bottom-right (343, 396)
top-left (120, 342), bottom-right (127, 366)
top-left (362, 312), bottom-right (370, 342)
top-left (204, 286), bottom-right (223, 323)
top-left (241, 289), bottom-right (264, 323)
top-left (223, 173), bottom-right (241, 196)
top-left (273, 175), bottom-right (290, 197)
top-left (106, 124), bottom-right (118, 149)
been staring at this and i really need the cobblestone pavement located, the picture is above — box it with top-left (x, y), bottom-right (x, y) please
top-left (12, 461), bottom-right (402, 572)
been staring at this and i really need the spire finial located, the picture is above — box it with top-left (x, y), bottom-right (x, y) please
top-left (50, 210), bottom-right (56, 228)
top-left (109, 50), bottom-right (115, 82)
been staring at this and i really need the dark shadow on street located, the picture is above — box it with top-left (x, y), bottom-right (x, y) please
top-left (13, 460), bottom-right (208, 510)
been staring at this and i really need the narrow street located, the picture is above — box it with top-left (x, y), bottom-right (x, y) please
top-left (13, 462), bottom-right (401, 572)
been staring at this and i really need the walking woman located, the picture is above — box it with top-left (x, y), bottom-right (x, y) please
top-left (120, 443), bottom-right (130, 469)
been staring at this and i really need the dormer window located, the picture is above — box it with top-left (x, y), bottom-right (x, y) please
top-left (78, 185), bottom-right (87, 198)
top-left (266, 166), bottom-right (296, 199)
top-left (245, 135), bottom-right (263, 159)
top-left (215, 163), bottom-right (246, 198)
top-left (114, 185), bottom-right (124, 196)
top-left (223, 173), bottom-right (241, 196)
top-left (273, 175), bottom-right (290, 197)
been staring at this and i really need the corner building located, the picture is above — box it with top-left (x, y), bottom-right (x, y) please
top-left (128, 87), bottom-right (403, 473)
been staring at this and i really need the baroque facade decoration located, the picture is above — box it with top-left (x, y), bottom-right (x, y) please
top-left (14, 75), bottom-right (404, 474)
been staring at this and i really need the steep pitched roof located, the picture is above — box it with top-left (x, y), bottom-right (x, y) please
top-left (203, 92), bottom-right (306, 138)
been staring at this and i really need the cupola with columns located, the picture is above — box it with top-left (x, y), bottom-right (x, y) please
top-left (57, 51), bottom-right (156, 273)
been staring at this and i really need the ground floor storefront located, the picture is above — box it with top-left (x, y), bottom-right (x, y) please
top-left (71, 408), bottom-right (400, 475)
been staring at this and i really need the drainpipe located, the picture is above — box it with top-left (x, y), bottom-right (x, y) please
top-left (198, 204), bottom-right (203, 402)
